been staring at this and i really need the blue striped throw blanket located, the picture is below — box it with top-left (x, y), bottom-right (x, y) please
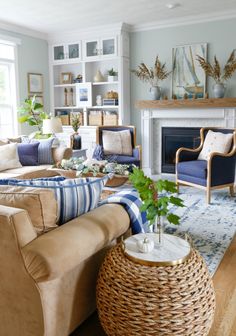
top-left (100, 189), bottom-right (148, 234)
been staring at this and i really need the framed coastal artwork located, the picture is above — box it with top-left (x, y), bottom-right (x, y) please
top-left (172, 43), bottom-right (207, 99)
top-left (28, 73), bottom-right (43, 94)
top-left (75, 82), bottom-right (92, 107)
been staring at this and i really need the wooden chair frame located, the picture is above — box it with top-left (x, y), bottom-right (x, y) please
top-left (176, 127), bottom-right (236, 204)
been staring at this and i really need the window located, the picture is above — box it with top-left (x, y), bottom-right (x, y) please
top-left (0, 41), bottom-right (18, 137)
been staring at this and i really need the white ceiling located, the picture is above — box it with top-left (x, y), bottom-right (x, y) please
top-left (0, 0), bottom-right (236, 36)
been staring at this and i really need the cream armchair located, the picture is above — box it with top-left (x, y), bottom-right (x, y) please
top-left (0, 203), bottom-right (129, 336)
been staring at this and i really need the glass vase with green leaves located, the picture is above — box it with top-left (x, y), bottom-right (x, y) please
top-left (18, 95), bottom-right (49, 139)
top-left (129, 167), bottom-right (184, 244)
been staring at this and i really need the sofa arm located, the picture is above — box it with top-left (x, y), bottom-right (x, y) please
top-left (209, 150), bottom-right (236, 186)
top-left (52, 146), bottom-right (72, 163)
top-left (22, 204), bottom-right (130, 282)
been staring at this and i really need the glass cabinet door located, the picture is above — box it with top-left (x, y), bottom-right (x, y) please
top-left (85, 40), bottom-right (99, 59)
top-left (68, 43), bottom-right (80, 60)
top-left (53, 45), bottom-right (65, 61)
top-left (102, 38), bottom-right (116, 57)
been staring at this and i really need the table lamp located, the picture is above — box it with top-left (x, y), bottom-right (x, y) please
top-left (42, 117), bottom-right (63, 135)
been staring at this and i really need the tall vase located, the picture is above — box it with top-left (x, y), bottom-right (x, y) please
top-left (70, 132), bottom-right (81, 149)
top-left (213, 83), bottom-right (225, 98)
top-left (153, 216), bottom-right (164, 246)
top-left (149, 86), bottom-right (161, 100)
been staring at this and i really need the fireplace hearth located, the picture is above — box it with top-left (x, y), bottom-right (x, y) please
top-left (161, 127), bottom-right (201, 173)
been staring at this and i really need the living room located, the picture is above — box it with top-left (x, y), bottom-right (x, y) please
top-left (0, 1), bottom-right (236, 335)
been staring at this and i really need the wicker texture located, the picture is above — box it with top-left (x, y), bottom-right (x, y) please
top-left (97, 243), bottom-right (215, 336)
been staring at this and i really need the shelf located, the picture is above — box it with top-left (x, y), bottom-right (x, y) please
top-left (54, 84), bottom-right (76, 88)
top-left (54, 106), bottom-right (82, 109)
top-left (92, 81), bottom-right (118, 85)
top-left (90, 105), bottom-right (119, 109)
top-left (136, 98), bottom-right (236, 109)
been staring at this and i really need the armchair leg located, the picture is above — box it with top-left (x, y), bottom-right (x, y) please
top-left (176, 182), bottom-right (179, 194)
top-left (206, 188), bottom-right (211, 204)
top-left (229, 185), bottom-right (235, 197)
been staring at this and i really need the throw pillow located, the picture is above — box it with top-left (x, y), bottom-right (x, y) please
top-left (31, 137), bottom-right (55, 164)
top-left (102, 130), bottom-right (133, 156)
top-left (0, 185), bottom-right (58, 235)
top-left (17, 143), bottom-right (40, 166)
top-left (198, 130), bottom-right (233, 160)
top-left (9, 176), bottom-right (109, 225)
top-left (0, 143), bottom-right (22, 172)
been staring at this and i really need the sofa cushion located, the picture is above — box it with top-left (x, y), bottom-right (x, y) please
top-left (177, 160), bottom-right (207, 179)
top-left (0, 143), bottom-right (22, 172)
top-left (113, 155), bottom-right (140, 166)
top-left (9, 176), bottom-right (109, 225)
top-left (198, 130), bottom-right (233, 160)
top-left (17, 143), bottom-right (40, 166)
top-left (22, 204), bottom-right (130, 281)
top-left (102, 130), bottom-right (132, 156)
top-left (0, 186), bottom-right (58, 235)
top-left (0, 165), bottom-right (56, 179)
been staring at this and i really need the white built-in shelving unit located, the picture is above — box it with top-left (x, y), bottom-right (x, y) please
top-left (48, 23), bottom-right (130, 155)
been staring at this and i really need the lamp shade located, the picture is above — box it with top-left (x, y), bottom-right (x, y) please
top-left (42, 118), bottom-right (63, 134)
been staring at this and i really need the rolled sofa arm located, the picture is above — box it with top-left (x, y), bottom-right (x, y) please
top-left (22, 204), bottom-right (130, 282)
top-left (52, 147), bottom-right (72, 163)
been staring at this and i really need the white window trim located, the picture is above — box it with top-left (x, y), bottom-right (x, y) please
top-left (0, 37), bottom-right (20, 136)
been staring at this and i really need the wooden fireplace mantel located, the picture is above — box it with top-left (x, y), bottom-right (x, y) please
top-left (136, 97), bottom-right (236, 109)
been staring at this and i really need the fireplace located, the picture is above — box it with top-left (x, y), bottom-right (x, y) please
top-left (161, 127), bottom-right (201, 173)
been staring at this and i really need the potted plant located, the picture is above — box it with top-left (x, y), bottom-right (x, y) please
top-left (196, 51), bottom-right (236, 98)
top-left (70, 113), bottom-right (81, 149)
top-left (131, 55), bottom-right (171, 100)
top-left (129, 167), bottom-right (184, 244)
top-left (107, 68), bottom-right (118, 82)
top-left (18, 95), bottom-right (49, 138)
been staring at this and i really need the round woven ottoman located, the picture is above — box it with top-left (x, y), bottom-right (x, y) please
top-left (96, 243), bottom-right (215, 336)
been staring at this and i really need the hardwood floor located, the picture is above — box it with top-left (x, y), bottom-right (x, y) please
top-left (72, 235), bottom-right (236, 336)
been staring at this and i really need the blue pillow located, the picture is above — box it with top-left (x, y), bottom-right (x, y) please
top-left (0, 176), bottom-right (65, 185)
top-left (9, 176), bottom-right (109, 225)
top-left (31, 137), bottom-right (55, 164)
top-left (17, 143), bottom-right (39, 166)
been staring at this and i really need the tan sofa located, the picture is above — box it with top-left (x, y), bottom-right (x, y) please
top-left (0, 201), bottom-right (130, 336)
top-left (0, 146), bottom-right (72, 179)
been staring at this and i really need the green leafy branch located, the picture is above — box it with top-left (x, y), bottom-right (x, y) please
top-left (129, 167), bottom-right (184, 225)
top-left (18, 95), bottom-right (48, 132)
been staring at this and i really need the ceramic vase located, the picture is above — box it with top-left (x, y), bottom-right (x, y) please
top-left (213, 83), bottom-right (225, 98)
top-left (94, 70), bottom-right (104, 82)
top-left (70, 133), bottom-right (81, 149)
top-left (149, 86), bottom-right (161, 100)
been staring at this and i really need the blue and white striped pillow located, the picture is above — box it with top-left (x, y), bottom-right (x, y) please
top-left (31, 137), bottom-right (55, 164)
top-left (9, 176), bottom-right (109, 225)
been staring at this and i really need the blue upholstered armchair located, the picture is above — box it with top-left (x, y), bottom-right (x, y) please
top-left (93, 126), bottom-right (141, 167)
top-left (176, 128), bottom-right (236, 204)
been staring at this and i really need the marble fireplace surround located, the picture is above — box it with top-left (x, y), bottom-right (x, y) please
top-left (138, 100), bottom-right (236, 176)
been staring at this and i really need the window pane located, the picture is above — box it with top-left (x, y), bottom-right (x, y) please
top-left (0, 105), bottom-right (14, 137)
top-left (0, 64), bottom-right (11, 104)
top-left (0, 44), bottom-right (14, 60)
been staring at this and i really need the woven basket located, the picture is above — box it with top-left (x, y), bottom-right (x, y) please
top-left (97, 243), bottom-right (215, 336)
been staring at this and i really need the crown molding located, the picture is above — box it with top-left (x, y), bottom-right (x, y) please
top-left (48, 22), bottom-right (131, 43)
top-left (130, 9), bottom-right (236, 33)
top-left (0, 20), bottom-right (48, 40)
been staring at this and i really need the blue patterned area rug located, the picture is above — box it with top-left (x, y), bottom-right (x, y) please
top-left (164, 187), bottom-right (236, 276)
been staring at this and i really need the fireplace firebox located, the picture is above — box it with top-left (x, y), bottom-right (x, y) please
top-left (161, 127), bottom-right (201, 173)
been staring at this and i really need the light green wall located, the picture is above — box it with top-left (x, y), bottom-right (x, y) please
top-left (0, 29), bottom-right (49, 134)
top-left (130, 18), bottom-right (236, 142)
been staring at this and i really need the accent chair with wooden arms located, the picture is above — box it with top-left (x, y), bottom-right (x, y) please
top-left (95, 125), bottom-right (142, 167)
top-left (176, 127), bottom-right (236, 204)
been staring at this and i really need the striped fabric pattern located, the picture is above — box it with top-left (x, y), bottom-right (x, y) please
top-left (9, 176), bottom-right (109, 224)
top-left (31, 137), bottom-right (55, 164)
top-left (100, 189), bottom-right (148, 234)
